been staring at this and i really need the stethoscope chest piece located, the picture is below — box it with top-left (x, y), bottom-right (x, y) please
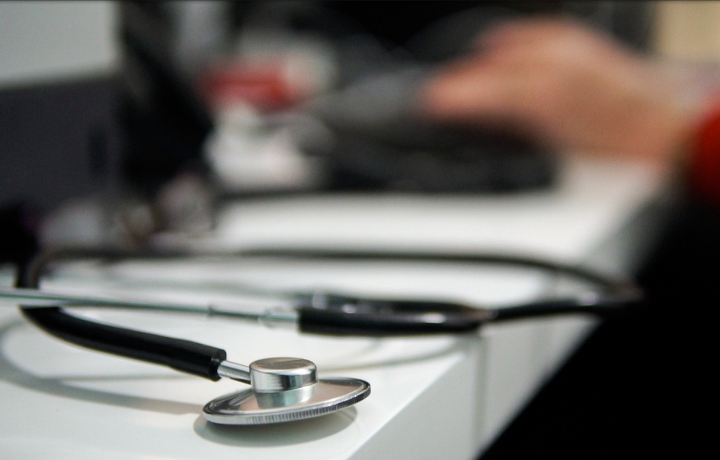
top-left (202, 357), bottom-right (370, 425)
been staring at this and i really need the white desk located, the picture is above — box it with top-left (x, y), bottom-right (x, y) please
top-left (0, 156), bottom-right (669, 459)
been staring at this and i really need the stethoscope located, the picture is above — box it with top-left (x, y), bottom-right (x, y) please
top-left (1, 247), bottom-right (643, 425)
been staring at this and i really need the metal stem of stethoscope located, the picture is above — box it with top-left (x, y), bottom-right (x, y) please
top-left (0, 286), bottom-right (299, 328)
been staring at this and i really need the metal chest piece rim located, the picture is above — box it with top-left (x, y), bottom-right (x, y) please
top-left (202, 357), bottom-right (371, 425)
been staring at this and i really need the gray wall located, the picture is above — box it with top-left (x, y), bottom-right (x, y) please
top-left (0, 2), bottom-right (120, 212)
top-left (0, 1), bottom-right (118, 87)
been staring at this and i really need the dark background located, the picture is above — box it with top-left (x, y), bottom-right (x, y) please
top-left (480, 201), bottom-right (717, 458)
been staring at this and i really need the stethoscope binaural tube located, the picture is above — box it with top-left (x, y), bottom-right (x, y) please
top-left (4, 286), bottom-right (639, 338)
top-left (294, 292), bottom-right (640, 336)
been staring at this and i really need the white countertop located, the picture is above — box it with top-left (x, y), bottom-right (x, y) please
top-left (0, 156), bottom-right (669, 459)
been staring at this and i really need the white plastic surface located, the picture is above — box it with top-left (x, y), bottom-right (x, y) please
top-left (0, 156), bottom-right (667, 459)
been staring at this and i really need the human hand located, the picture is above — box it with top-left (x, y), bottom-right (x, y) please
top-left (418, 18), bottom-right (706, 164)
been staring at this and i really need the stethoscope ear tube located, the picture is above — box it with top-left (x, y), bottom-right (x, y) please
top-left (295, 291), bottom-right (642, 336)
top-left (295, 293), bottom-right (493, 336)
top-left (297, 305), bottom-right (488, 336)
top-left (491, 292), bottom-right (643, 322)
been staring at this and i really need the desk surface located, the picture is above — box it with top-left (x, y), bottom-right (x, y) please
top-left (0, 157), bottom-right (668, 459)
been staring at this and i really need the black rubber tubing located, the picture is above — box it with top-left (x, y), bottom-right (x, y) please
top-left (295, 295), bottom-right (635, 336)
top-left (17, 259), bottom-right (227, 381)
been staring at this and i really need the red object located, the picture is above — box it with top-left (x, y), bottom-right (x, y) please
top-left (689, 100), bottom-right (720, 207)
top-left (199, 61), bottom-right (300, 112)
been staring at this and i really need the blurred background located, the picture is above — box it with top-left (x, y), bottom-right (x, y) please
top-left (0, 1), bottom-right (717, 259)
top-left (2, 4), bottom-right (717, 458)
